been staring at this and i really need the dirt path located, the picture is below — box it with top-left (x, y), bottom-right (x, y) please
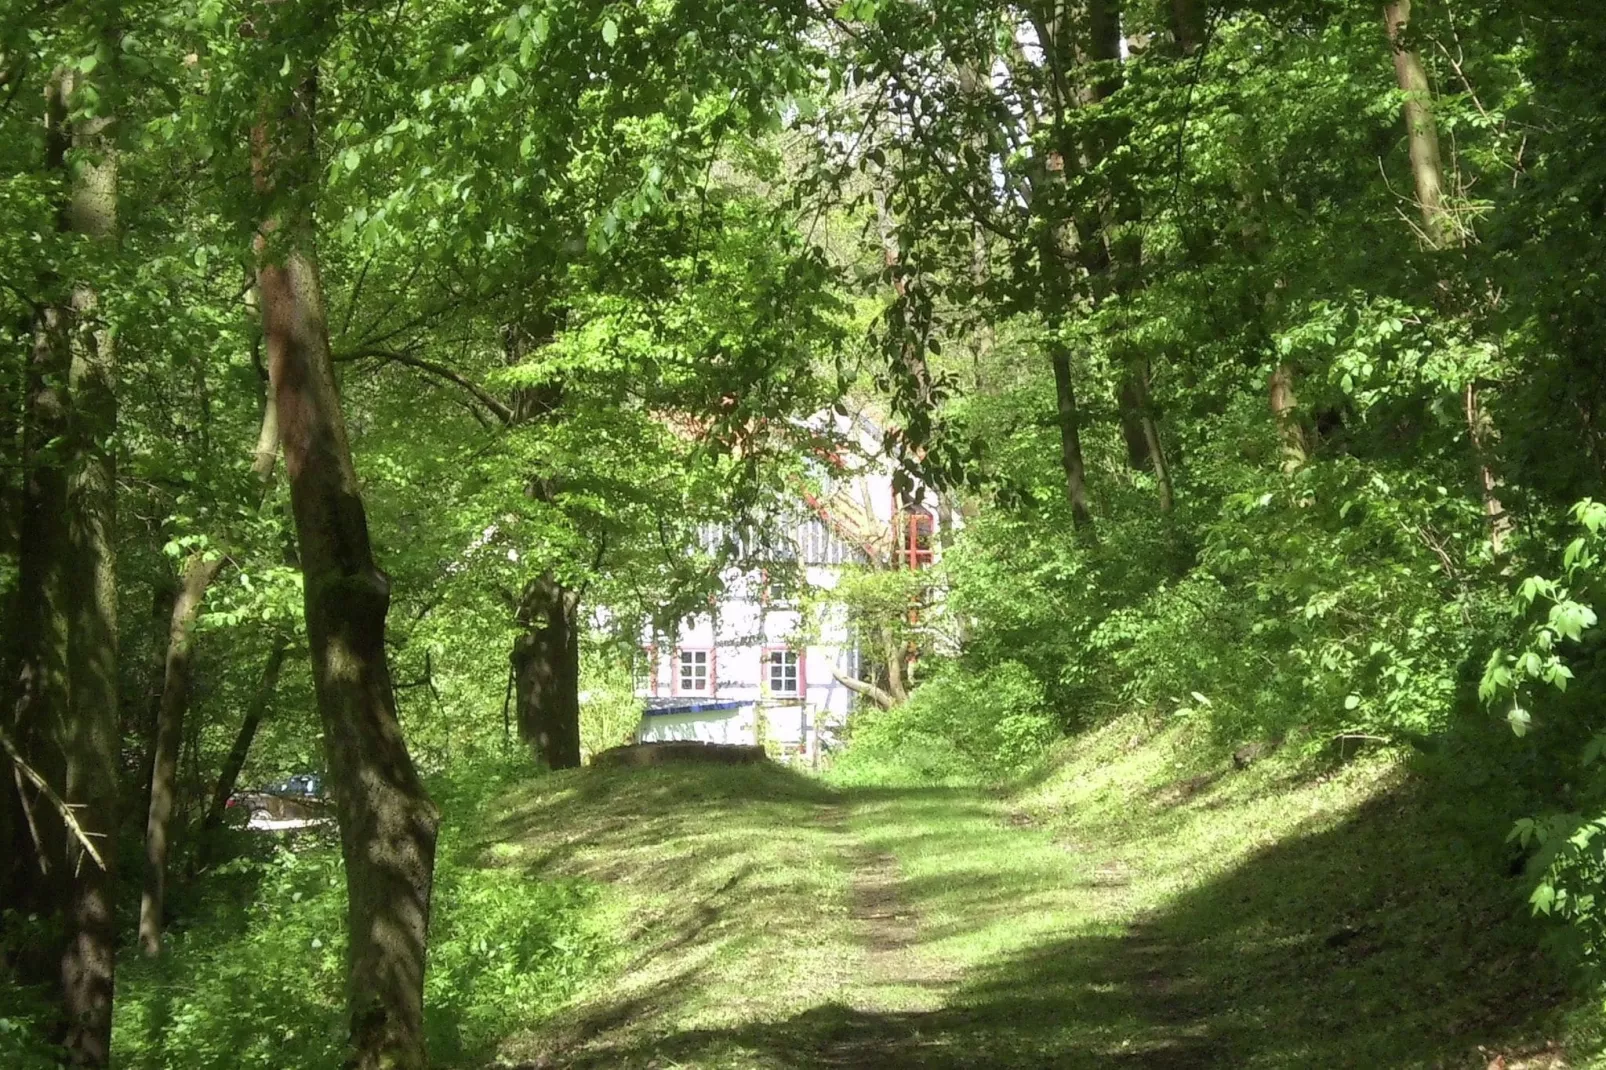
top-left (490, 741), bottom-right (1587, 1068)
top-left (842, 820), bottom-right (959, 1015)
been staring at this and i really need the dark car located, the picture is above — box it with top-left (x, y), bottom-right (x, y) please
top-left (228, 773), bottom-right (329, 824)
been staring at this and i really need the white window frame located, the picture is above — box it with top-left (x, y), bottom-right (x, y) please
top-left (677, 648), bottom-right (711, 695)
top-left (766, 648), bottom-right (801, 697)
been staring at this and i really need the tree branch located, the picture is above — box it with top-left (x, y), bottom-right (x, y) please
top-left (1, 723), bottom-right (108, 871)
top-left (831, 666), bottom-right (899, 710)
top-left (334, 346), bottom-right (513, 425)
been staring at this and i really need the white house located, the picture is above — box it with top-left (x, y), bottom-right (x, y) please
top-left (633, 410), bottom-right (941, 763)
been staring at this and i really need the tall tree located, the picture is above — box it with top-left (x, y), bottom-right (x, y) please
top-left (138, 394), bottom-right (279, 954)
top-left (253, 13), bottom-right (438, 1067)
top-left (55, 34), bottom-right (121, 1065)
top-left (1381, 0), bottom-right (1511, 554)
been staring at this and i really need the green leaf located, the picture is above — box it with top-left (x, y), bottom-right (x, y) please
top-left (1343, 694), bottom-right (1361, 711)
top-left (1507, 704), bottom-right (1532, 737)
top-left (1550, 600), bottom-right (1598, 642)
top-left (602, 18), bottom-right (619, 46)
top-left (1582, 734), bottom-right (1606, 767)
top-left (469, 75), bottom-right (486, 99)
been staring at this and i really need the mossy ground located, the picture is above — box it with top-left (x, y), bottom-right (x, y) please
top-left (479, 715), bottom-right (1604, 1069)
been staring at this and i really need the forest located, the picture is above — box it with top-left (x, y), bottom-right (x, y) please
top-left (4, 0), bottom-right (1606, 1067)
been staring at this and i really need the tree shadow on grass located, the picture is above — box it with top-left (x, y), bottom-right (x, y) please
top-left (544, 776), bottom-right (1583, 1069)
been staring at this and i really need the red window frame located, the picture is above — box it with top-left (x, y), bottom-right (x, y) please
top-left (762, 646), bottom-right (805, 698)
top-left (673, 647), bottom-right (715, 696)
top-left (901, 511), bottom-right (935, 571)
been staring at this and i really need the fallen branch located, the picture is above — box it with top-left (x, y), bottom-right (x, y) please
top-left (1, 723), bottom-right (108, 871)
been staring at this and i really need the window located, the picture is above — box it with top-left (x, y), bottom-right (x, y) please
top-left (635, 647), bottom-right (656, 695)
top-left (766, 649), bottom-right (801, 696)
top-left (677, 649), bottom-right (711, 694)
top-left (901, 509), bottom-right (935, 571)
top-left (757, 568), bottom-right (791, 606)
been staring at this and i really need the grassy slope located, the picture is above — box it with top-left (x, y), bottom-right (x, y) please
top-left (857, 716), bottom-right (1589, 1068)
top-left (481, 763), bottom-right (863, 1068)
top-left (484, 719), bottom-right (1598, 1069)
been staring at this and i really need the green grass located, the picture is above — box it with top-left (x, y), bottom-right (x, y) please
top-left (481, 716), bottom-right (1602, 1069)
top-left (84, 716), bottom-right (1603, 1068)
top-left (830, 714), bottom-right (1587, 1068)
top-left (482, 762), bottom-right (862, 1068)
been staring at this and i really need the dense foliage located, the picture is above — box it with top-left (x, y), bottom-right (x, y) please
top-left (6, 0), bottom-right (1606, 1065)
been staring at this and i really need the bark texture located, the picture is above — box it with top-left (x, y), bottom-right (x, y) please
top-left (58, 63), bottom-right (120, 1068)
top-left (1269, 363), bottom-right (1310, 473)
top-left (511, 573), bottom-right (582, 770)
top-left (1383, 1), bottom-right (1452, 247)
top-left (257, 62), bottom-right (438, 1069)
top-left (1050, 345), bottom-right (1095, 529)
top-left (262, 236), bottom-right (439, 1069)
top-left (139, 399), bottom-right (279, 954)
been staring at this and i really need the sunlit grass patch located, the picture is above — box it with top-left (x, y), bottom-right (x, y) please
top-left (488, 761), bottom-right (861, 1067)
top-left (846, 711), bottom-right (1588, 1068)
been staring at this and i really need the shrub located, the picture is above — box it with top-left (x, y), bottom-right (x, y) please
top-left (1482, 500), bottom-right (1606, 969)
top-left (0, 924), bottom-right (63, 1070)
top-left (829, 660), bottom-right (1055, 784)
top-left (113, 758), bottom-right (611, 1068)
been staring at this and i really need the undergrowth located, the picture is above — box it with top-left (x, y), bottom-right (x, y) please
top-left (109, 755), bottom-right (612, 1069)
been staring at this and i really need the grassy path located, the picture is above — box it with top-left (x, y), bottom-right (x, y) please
top-left (480, 720), bottom-right (1593, 1069)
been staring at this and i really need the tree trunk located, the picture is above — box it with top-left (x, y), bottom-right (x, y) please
top-left (501, 314), bottom-right (586, 771)
top-left (1117, 375), bottom-right (1152, 473)
top-left (830, 666), bottom-right (899, 711)
top-left (6, 316), bottom-right (73, 924)
top-left (1465, 382), bottom-right (1513, 556)
top-left (198, 638), bottom-right (290, 861)
top-left (1382, 3), bottom-right (1510, 548)
top-left (1050, 344), bottom-right (1095, 529)
top-left (1115, 364), bottom-right (1174, 513)
top-left (3, 63), bottom-right (76, 934)
top-left (1170, 0), bottom-right (1206, 56)
top-left (257, 65), bottom-right (438, 1070)
top-left (881, 626), bottom-right (911, 706)
top-left (58, 63), bottom-right (120, 1069)
top-left (1119, 361), bottom-right (1175, 513)
top-left (511, 573), bottom-right (582, 770)
top-left (1027, 2), bottom-right (1120, 535)
top-left (1383, 1), bottom-right (1452, 248)
top-left (139, 398), bottom-right (279, 955)
top-left (1269, 363), bottom-right (1309, 473)
top-left (1141, 415), bottom-right (1175, 515)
